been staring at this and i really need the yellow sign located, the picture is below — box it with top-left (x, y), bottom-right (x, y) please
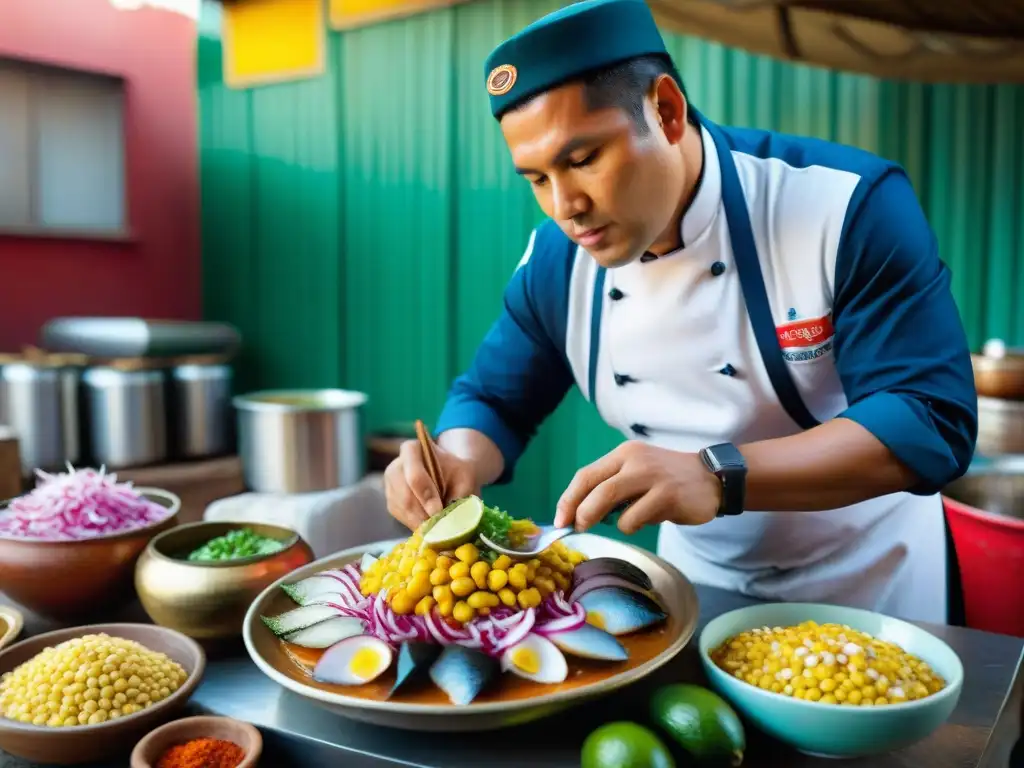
top-left (328, 0), bottom-right (468, 30)
top-left (223, 0), bottom-right (326, 88)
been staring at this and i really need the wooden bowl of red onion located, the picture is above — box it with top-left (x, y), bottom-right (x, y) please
top-left (0, 467), bottom-right (181, 621)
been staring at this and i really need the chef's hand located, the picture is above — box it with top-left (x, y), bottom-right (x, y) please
top-left (384, 440), bottom-right (480, 531)
top-left (554, 442), bottom-right (722, 534)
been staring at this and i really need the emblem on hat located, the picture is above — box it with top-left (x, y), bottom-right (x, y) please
top-left (487, 64), bottom-right (517, 96)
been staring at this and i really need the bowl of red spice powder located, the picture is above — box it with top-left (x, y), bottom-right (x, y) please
top-left (130, 715), bottom-right (262, 768)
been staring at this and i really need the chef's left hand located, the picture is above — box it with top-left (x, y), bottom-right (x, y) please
top-left (554, 441), bottom-right (722, 534)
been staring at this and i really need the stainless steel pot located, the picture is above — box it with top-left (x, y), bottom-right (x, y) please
top-left (170, 361), bottom-right (233, 459)
top-left (0, 361), bottom-right (82, 474)
top-left (944, 458), bottom-right (1024, 521)
top-left (82, 366), bottom-right (167, 469)
top-left (233, 389), bottom-right (368, 493)
top-left (976, 395), bottom-right (1024, 456)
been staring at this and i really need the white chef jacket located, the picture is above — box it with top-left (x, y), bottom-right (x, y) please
top-left (435, 111), bottom-right (978, 625)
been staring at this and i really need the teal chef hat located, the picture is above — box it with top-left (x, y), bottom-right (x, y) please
top-left (484, 0), bottom-right (675, 119)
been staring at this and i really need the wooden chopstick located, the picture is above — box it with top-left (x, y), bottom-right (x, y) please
top-left (414, 419), bottom-right (447, 505)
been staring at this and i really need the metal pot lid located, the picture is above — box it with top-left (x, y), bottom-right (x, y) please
top-left (233, 389), bottom-right (368, 412)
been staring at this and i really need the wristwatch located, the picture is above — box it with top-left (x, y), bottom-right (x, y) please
top-left (698, 442), bottom-right (747, 517)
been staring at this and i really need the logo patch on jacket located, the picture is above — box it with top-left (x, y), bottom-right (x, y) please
top-left (776, 312), bottom-right (834, 362)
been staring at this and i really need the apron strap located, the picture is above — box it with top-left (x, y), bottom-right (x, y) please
top-left (702, 118), bottom-right (821, 431)
top-left (588, 265), bottom-right (607, 403)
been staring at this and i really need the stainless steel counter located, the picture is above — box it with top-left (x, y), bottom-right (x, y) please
top-left (2, 584), bottom-right (1022, 768)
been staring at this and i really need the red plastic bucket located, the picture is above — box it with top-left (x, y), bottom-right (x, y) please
top-left (943, 495), bottom-right (1024, 637)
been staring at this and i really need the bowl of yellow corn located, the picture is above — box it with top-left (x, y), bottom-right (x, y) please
top-left (0, 623), bottom-right (205, 765)
top-left (698, 603), bottom-right (963, 758)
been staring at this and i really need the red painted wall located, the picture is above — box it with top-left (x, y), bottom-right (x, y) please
top-left (0, 0), bottom-right (200, 351)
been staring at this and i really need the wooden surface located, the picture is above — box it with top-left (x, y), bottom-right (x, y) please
top-left (116, 456), bottom-right (246, 525)
top-left (0, 585), bottom-right (1021, 767)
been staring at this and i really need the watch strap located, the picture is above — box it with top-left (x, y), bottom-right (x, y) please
top-left (700, 442), bottom-right (747, 517)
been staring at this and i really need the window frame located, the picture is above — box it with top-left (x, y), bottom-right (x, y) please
top-left (0, 57), bottom-right (132, 242)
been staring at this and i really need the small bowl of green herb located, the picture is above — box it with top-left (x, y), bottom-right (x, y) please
top-left (134, 522), bottom-right (315, 640)
top-left (186, 527), bottom-right (289, 563)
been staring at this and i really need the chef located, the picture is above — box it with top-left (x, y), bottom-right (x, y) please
top-left (383, 0), bottom-right (978, 624)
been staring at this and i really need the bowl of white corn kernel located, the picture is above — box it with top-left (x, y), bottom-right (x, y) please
top-left (699, 603), bottom-right (964, 759)
top-left (0, 623), bottom-right (205, 765)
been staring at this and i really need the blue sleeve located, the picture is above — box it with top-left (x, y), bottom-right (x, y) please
top-left (435, 222), bottom-right (575, 484)
top-left (833, 168), bottom-right (978, 495)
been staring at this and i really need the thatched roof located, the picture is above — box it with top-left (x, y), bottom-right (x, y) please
top-left (649, 0), bottom-right (1024, 83)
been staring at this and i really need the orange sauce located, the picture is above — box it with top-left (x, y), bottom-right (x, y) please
top-left (279, 623), bottom-right (673, 705)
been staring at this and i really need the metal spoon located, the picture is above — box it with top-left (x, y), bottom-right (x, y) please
top-left (479, 503), bottom-right (630, 558)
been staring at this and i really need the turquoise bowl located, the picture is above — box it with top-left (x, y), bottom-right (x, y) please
top-left (698, 603), bottom-right (964, 758)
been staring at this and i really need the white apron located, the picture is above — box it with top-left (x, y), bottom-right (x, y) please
top-left (570, 114), bottom-right (948, 624)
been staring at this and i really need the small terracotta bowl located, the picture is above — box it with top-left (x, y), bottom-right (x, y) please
top-left (0, 623), bottom-right (205, 765)
top-left (131, 715), bottom-right (263, 768)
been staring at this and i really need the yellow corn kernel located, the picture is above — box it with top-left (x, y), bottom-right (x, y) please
top-left (422, 548), bottom-right (438, 566)
top-left (487, 569), bottom-right (509, 592)
top-left (452, 601), bottom-right (476, 624)
top-left (429, 568), bottom-right (451, 586)
top-left (437, 598), bottom-right (454, 617)
top-left (449, 561), bottom-right (471, 580)
top-left (566, 549), bottom-right (585, 565)
top-left (435, 555), bottom-right (454, 571)
top-left (535, 577), bottom-right (556, 596)
top-left (553, 572), bottom-right (570, 592)
top-left (399, 557), bottom-right (416, 576)
top-left (450, 577), bottom-right (476, 598)
top-left (517, 587), bottom-right (542, 609)
top-left (454, 543), bottom-right (479, 564)
top-left (497, 588), bottom-right (518, 607)
top-left (470, 561), bottom-right (491, 590)
top-left (360, 576), bottom-right (381, 596)
top-left (390, 590), bottom-right (417, 615)
top-left (414, 596), bottom-right (436, 616)
top-left (382, 573), bottom-right (401, 589)
top-left (491, 555), bottom-right (513, 571)
top-left (847, 690), bottom-right (862, 705)
top-left (467, 591), bottom-right (500, 610)
top-left (432, 584), bottom-right (453, 604)
top-left (508, 565), bottom-right (528, 590)
top-left (405, 575), bottom-right (432, 602)
top-left (411, 559), bottom-right (432, 576)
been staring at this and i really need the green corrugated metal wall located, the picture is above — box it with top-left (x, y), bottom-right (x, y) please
top-left (198, 0), bottom-right (1024, 546)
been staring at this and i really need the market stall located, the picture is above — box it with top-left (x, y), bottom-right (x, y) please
top-left (0, 461), bottom-right (1021, 767)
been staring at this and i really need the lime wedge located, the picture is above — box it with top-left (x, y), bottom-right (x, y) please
top-left (422, 495), bottom-right (485, 550)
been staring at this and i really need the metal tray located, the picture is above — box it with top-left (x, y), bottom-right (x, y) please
top-left (40, 317), bottom-right (240, 359)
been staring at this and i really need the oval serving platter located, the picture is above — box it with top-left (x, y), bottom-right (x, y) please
top-left (243, 533), bottom-right (699, 732)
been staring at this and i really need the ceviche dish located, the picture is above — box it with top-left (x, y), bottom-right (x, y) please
top-left (259, 496), bottom-right (673, 706)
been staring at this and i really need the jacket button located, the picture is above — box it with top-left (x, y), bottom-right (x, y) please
top-left (608, 287), bottom-right (625, 301)
top-left (630, 423), bottom-right (650, 437)
top-left (639, 253), bottom-right (658, 263)
top-left (710, 261), bottom-right (726, 276)
top-left (614, 373), bottom-right (637, 386)
top-left (719, 364), bottom-right (737, 377)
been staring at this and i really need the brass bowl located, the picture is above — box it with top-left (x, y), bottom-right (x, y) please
top-left (971, 351), bottom-right (1024, 400)
top-left (0, 488), bottom-right (180, 621)
top-left (135, 521), bottom-right (314, 640)
top-left (0, 606), bottom-right (23, 651)
top-left (0, 622), bottom-right (205, 765)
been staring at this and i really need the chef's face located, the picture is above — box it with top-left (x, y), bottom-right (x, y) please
top-left (500, 75), bottom-right (688, 268)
